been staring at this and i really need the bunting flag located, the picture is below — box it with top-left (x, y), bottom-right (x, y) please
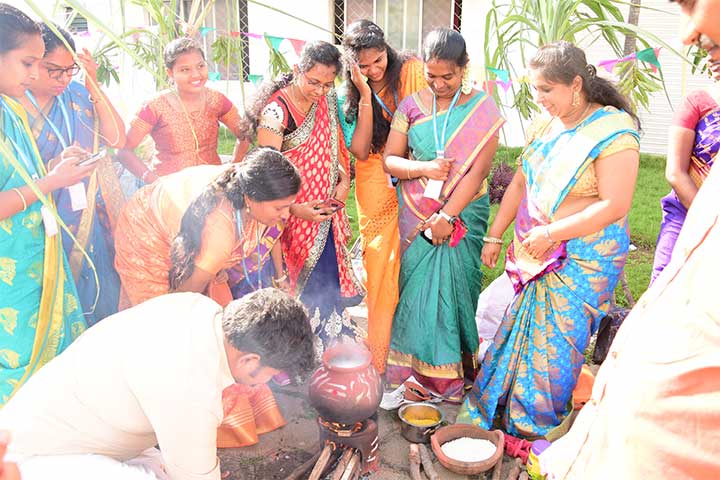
top-left (248, 74), bottom-right (264, 85)
top-left (267, 35), bottom-right (284, 51)
top-left (289, 38), bottom-right (306, 55)
top-left (199, 26), bottom-right (215, 37)
top-left (229, 31), bottom-right (241, 38)
top-left (242, 32), bottom-right (263, 39)
top-left (637, 47), bottom-right (662, 72)
top-left (208, 71), bottom-right (222, 81)
top-left (487, 67), bottom-right (510, 83)
top-left (74, 30), bottom-right (91, 38)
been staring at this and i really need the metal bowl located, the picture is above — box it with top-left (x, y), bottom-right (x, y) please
top-left (398, 402), bottom-right (445, 444)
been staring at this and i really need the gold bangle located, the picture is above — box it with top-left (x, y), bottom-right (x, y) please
top-left (406, 165), bottom-right (412, 180)
top-left (482, 236), bottom-right (503, 245)
top-left (271, 273), bottom-right (288, 288)
top-left (359, 102), bottom-right (372, 107)
top-left (11, 188), bottom-right (27, 211)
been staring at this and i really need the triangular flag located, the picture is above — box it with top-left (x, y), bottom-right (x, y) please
top-left (496, 79), bottom-right (512, 92)
top-left (229, 31), bottom-right (241, 38)
top-left (248, 74), bottom-right (264, 86)
top-left (242, 32), bottom-right (263, 39)
top-left (597, 59), bottom-right (620, 73)
top-left (487, 67), bottom-right (510, 83)
top-left (267, 35), bottom-right (283, 51)
top-left (637, 47), bottom-right (662, 71)
top-left (199, 27), bottom-right (215, 37)
top-left (208, 71), bottom-right (222, 81)
top-left (289, 38), bottom-right (306, 56)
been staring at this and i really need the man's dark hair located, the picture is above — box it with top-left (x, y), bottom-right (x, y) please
top-left (222, 288), bottom-right (315, 378)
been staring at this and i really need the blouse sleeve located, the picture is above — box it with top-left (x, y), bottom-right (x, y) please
top-left (597, 133), bottom-right (639, 160)
top-left (217, 93), bottom-right (249, 140)
top-left (672, 90), bottom-right (713, 130)
top-left (194, 208), bottom-right (236, 274)
top-left (258, 100), bottom-right (288, 136)
top-left (130, 101), bottom-right (157, 138)
top-left (390, 97), bottom-right (413, 135)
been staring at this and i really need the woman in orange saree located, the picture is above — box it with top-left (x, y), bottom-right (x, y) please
top-left (248, 41), bottom-right (364, 357)
top-left (338, 20), bottom-right (427, 373)
top-left (114, 147), bottom-right (301, 447)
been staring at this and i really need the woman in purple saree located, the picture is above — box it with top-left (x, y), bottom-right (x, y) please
top-left (651, 39), bottom-right (720, 283)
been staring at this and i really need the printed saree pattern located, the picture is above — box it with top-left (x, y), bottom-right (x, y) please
top-left (27, 81), bottom-right (123, 325)
top-left (0, 95), bottom-right (85, 405)
top-left (385, 91), bottom-right (503, 402)
top-left (457, 107), bottom-right (639, 436)
top-left (337, 58), bottom-right (427, 373)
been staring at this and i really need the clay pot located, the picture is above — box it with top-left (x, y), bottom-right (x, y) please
top-left (430, 424), bottom-right (504, 475)
top-left (308, 342), bottom-right (383, 424)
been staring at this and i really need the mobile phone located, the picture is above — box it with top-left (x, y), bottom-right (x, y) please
top-left (314, 198), bottom-right (345, 213)
top-left (420, 228), bottom-right (434, 245)
top-left (77, 148), bottom-right (107, 167)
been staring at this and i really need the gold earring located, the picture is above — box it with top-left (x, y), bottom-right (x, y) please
top-left (572, 90), bottom-right (580, 107)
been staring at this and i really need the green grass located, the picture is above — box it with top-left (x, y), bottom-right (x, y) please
top-left (219, 132), bottom-right (665, 305)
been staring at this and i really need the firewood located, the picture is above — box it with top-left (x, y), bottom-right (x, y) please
top-left (491, 455), bottom-right (503, 480)
top-left (308, 444), bottom-right (334, 480)
top-left (417, 444), bottom-right (439, 480)
top-left (409, 444), bottom-right (424, 480)
top-left (330, 448), bottom-right (355, 480)
top-left (506, 457), bottom-right (524, 480)
top-left (285, 448), bottom-right (322, 480)
top-left (339, 451), bottom-right (361, 480)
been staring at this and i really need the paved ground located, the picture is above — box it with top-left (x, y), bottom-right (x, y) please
top-left (218, 305), bottom-right (525, 480)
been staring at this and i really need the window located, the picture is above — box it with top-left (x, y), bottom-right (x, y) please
top-left (339, 0), bottom-right (462, 51)
top-left (64, 6), bottom-right (88, 33)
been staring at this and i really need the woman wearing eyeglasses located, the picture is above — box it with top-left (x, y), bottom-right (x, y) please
top-left (246, 40), bottom-right (364, 357)
top-left (16, 23), bottom-right (125, 326)
top-left (0, 4), bottom-right (90, 404)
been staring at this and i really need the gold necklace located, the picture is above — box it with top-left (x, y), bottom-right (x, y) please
top-left (173, 89), bottom-right (202, 154)
top-left (562, 102), bottom-right (593, 130)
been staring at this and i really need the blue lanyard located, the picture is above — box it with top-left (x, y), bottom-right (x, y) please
top-left (235, 208), bottom-right (262, 290)
top-left (1, 97), bottom-right (41, 179)
top-left (432, 88), bottom-right (462, 157)
top-left (372, 90), bottom-right (398, 119)
top-left (25, 91), bottom-right (73, 149)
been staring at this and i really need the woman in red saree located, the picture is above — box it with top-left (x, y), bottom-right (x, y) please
top-left (247, 41), bottom-right (364, 358)
top-left (114, 147), bottom-right (301, 447)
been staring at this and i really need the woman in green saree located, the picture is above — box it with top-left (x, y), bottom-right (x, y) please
top-left (0, 4), bottom-right (90, 404)
top-left (383, 28), bottom-right (504, 401)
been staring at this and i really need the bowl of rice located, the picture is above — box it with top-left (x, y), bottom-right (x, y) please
top-left (430, 424), bottom-right (504, 474)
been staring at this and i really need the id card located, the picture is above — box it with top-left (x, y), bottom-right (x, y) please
top-left (68, 182), bottom-right (87, 211)
top-left (423, 179), bottom-right (443, 200)
top-left (41, 205), bottom-right (59, 237)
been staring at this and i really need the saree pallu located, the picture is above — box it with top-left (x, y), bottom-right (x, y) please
top-left (112, 165), bottom-right (285, 447)
top-left (278, 91), bottom-right (364, 310)
top-left (0, 96), bottom-right (86, 405)
top-left (457, 107), bottom-right (639, 437)
top-left (385, 91), bottom-right (504, 402)
top-left (29, 81), bottom-right (123, 325)
top-left (337, 58), bottom-right (427, 373)
top-left (652, 106), bottom-right (719, 283)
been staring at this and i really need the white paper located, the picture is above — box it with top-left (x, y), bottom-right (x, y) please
top-left (423, 179), bottom-right (443, 200)
top-left (68, 182), bottom-right (87, 211)
top-left (41, 205), bottom-right (59, 237)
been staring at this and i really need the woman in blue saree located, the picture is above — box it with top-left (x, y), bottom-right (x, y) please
top-left (457, 42), bottom-right (641, 437)
top-left (0, 4), bottom-right (91, 404)
top-left (17, 24), bottom-right (126, 325)
top-left (383, 29), bottom-right (503, 402)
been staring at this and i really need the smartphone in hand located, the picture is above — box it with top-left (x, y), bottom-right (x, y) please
top-left (314, 198), bottom-right (345, 214)
top-left (77, 148), bottom-right (107, 167)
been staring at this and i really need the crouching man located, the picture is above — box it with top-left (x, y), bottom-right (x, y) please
top-left (0, 289), bottom-right (315, 480)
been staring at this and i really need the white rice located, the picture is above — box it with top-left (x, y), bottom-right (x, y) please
top-left (441, 437), bottom-right (497, 463)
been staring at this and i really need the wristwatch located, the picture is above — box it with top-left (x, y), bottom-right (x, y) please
top-left (437, 209), bottom-right (457, 225)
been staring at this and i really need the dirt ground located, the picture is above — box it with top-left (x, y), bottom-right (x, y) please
top-left (217, 306), bottom-right (527, 480)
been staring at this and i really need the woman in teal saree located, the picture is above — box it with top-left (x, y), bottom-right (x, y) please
top-left (458, 41), bottom-right (640, 437)
top-left (383, 29), bottom-right (503, 402)
top-left (0, 5), bottom-right (90, 405)
top-left (17, 24), bottom-right (126, 325)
